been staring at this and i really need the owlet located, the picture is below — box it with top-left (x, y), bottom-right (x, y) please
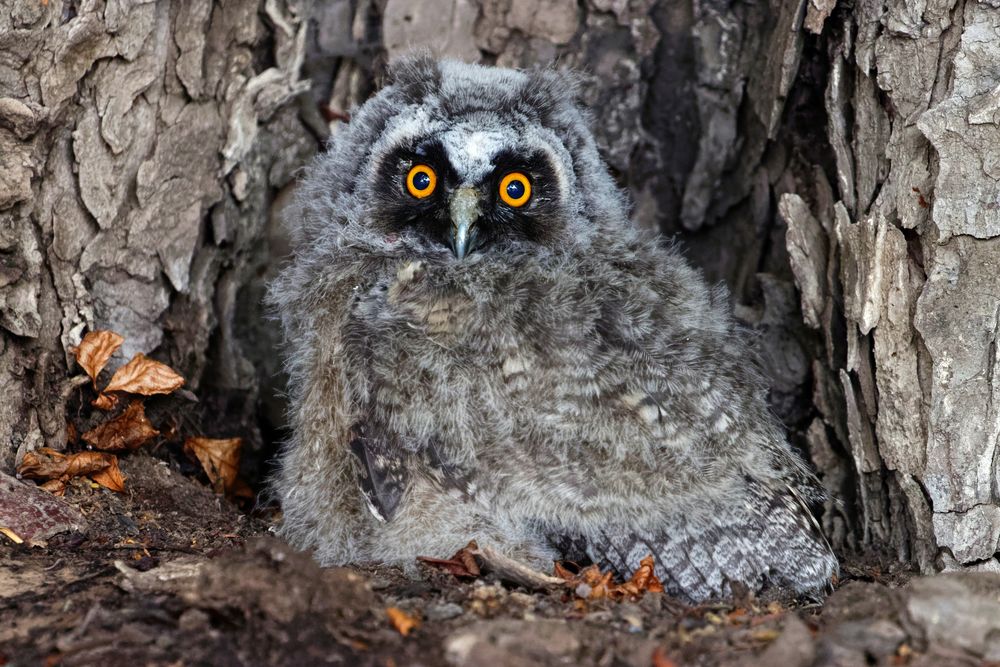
top-left (269, 56), bottom-right (838, 602)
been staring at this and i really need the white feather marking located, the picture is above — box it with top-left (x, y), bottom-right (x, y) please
top-left (502, 356), bottom-right (531, 377)
top-left (360, 487), bottom-right (387, 523)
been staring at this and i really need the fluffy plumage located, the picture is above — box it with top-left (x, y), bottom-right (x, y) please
top-left (269, 56), bottom-right (838, 602)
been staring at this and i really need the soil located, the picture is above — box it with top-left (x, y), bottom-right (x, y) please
top-left (2, 452), bottom-right (999, 667)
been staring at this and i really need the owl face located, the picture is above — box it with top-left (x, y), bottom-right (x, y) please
top-left (367, 100), bottom-right (579, 260)
top-left (301, 57), bottom-right (630, 262)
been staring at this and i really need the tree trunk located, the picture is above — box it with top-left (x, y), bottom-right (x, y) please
top-left (3, 0), bottom-right (996, 572)
top-left (780, 0), bottom-right (1000, 572)
top-left (0, 0), bottom-right (317, 472)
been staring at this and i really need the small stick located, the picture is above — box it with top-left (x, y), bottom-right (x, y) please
top-left (471, 545), bottom-right (565, 590)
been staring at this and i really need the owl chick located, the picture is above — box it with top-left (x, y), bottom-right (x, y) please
top-left (269, 56), bottom-right (837, 602)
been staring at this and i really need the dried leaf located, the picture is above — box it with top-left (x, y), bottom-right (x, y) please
top-left (558, 554), bottom-right (664, 601)
top-left (17, 448), bottom-right (125, 493)
top-left (90, 457), bottom-right (126, 492)
top-left (39, 479), bottom-right (66, 496)
top-left (183, 437), bottom-right (242, 494)
top-left (651, 647), bottom-right (678, 667)
top-left (19, 448), bottom-right (102, 479)
top-left (621, 554), bottom-right (664, 596)
top-left (386, 607), bottom-right (420, 636)
top-left (92, 392), bottom-right (119, 411)
top-left (417, 540), bottom-right (481, 578)
top-left (553, 561), bottom-right (577, 580)
top-left (82, 401), bottom-right (160, 452)
top-left (104, 353), bottom-right (184, 396)
top-left (75, 330), bottom-right (124, 386)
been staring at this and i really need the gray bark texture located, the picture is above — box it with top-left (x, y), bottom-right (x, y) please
top-left (1, 0), bottom-right (997, 572)
top-left (0, 0), bottom-right (317, 472)
top-left (780, 0), bottom-right (1000, 572)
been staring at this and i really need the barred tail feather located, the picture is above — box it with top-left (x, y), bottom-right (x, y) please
top-left (587, 478), bottom-right (838, 603)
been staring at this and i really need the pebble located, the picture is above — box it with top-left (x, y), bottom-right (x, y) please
top-left (426, 602), bottom-right (464, 621)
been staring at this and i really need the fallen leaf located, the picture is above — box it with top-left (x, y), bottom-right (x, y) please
top-left (19, 448), bottom-right (107, 479)
top-left (651, 647), bottom-right (678, 667)
top-left (553, 561), bottom-right (577, 580)
top-left (556, 553), bottom-right (664, 601)
top-left (417, 540), bottom-right (481, 578)
top-left (17, 448), bottom-right (126, 493)
top-left (705, 611), bottom-right (724, 625)
top-left (615, 554), bottom-right (665, 598)
top-left (386, 607), bottom-right (420, 636)
top-left (104, 353), bottom-right (185, 396)
top-left (74, 330), bottom-right (124, 387)
top-left (39, 479), bottom-right (66, 496)
top-left (92, 392), bottom-right (119, 411)
top-left (183, 437), bottom-right (242, 494)
top-left (90, 457), bottom-right (126, 492)
top-left (0, 526), bottom-right (24, 544)
top-left (82, 401), bottom-right (160, 452)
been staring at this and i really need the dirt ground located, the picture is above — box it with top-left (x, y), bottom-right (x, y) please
top-left (3, 451), bottom-right (1000, 667)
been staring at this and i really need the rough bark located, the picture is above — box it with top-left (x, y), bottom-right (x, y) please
top-left (3, 0), bottom-right (997, 572)
top-left (0, 0), bottom-right (317, 472)
top-left (780, 0), bottom-right (1000, 571)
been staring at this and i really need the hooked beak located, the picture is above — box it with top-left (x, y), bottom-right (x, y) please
top-left (449, 187), bottom-right (480, 260)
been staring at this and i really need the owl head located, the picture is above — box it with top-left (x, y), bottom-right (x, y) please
top-left (292, 56), bottom-right (630, 261)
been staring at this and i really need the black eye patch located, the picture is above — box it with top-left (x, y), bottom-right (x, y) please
top-left (479, 149), bottom-right (558, 209)
top-left (370, 139), bottom-right (454, 236)
top-left (369, 137), bottom-right (565, 249)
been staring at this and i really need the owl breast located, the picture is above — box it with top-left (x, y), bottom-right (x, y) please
top-left (347, 257), bottom-right (556, 447)
top-left (341, 253), bottom-right (739, 517)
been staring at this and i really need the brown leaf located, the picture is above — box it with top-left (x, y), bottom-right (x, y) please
top-left (417, 540), bottom-right (482, 578)
top-left (386, 607), bottom-right (420, 636)
top-left (82, 401), bottom-right (160, 452)
top-left (39, 479), bottom-right (67, 496)
top-left (17, 448), bottom-right (125, 493)
top-left (558, 554), bottom-right (664, 602)
top-left (75, 330), bottom-right (124, 386)
top-left (183, 437), bottom-right (242, 494)
top-left (651, 647), bottom-right (678, 667)
top-left (553, 561), bottom-right (577, 580)
top-left (92, 392), bottom-right (119, 411)
top-left (104, 353), bottom-right (184, 396)
top-left (19, 448), bottom-right (100, 479)
top-left (623, 554), bottom-right (664, 595)
top-left (90, 457), bottom-right (126, 492)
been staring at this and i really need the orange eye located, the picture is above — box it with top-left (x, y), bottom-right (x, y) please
top-left (406, 164), bottom-right (437, 198)
top-left (499, 172), bottom-right (531, 207)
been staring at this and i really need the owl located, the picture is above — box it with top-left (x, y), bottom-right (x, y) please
top-left (269, 56), bottom-right (838, 602)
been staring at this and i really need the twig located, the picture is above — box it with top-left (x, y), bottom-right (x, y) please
top-left (60, 374), bottom-right (92, 400)
top-left (471, 545), bottom-right (565, 590)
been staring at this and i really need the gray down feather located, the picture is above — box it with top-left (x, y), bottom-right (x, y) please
top-left (268, 55), bottom-right (838, 602)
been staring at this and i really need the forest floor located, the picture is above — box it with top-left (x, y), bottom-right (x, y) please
top-left (2, 451), bottom-right (1000, 667)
